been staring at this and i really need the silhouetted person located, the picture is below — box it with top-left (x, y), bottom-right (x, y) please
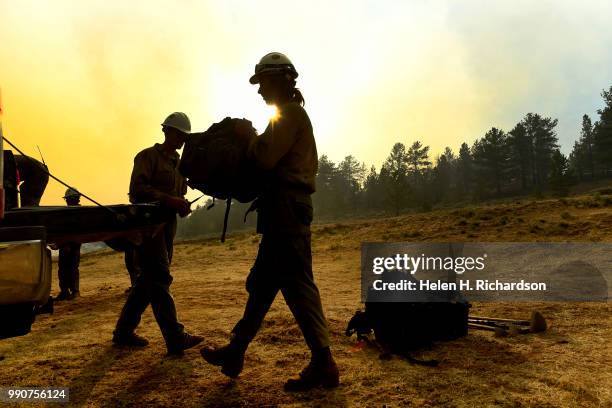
top-left (200, 52), bottom-right (339, 391)
top-left (14, 154), bottom-right (49, 206)
top-left (56, 188), bottom-right (82, 301)
top-left (112, 112), bottom-right (203, 355)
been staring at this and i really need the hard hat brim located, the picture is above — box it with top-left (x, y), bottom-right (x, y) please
top-left (249, 74), bottom-right (260, 85)
top-left (161, 124), bottom-right (191, 134)
top-left (249, 70), bottom-right (298, 85)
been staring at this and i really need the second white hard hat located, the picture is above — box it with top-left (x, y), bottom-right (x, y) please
top-left (250, 52), bottom-right (299, 84)
top-left (161, 112), bottom-right (191, 134)
top-left (63, 187), bottom-right (81, 199)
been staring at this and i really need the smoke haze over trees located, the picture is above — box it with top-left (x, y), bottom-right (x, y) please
top-left (178, 85), bottom-right (612, 238)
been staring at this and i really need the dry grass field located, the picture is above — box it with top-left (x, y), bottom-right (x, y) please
top-left (1, 193), bottom-right (611, 407)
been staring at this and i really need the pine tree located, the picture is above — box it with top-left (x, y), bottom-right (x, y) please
top-left (381, 143), bottom-right (411, 215)
top-left (362, 166), bottom-right (384, 211)
top-left (472, 127), bottom-right (510, 196)
top-left (406, 141), bottom-right (431, 208)
top-left (406, 141), bottom-right (431, 182)
top-left (432, 153), bottom-right (452, 203)
top-left (549, 150), bottom-right (572, 196)
top-left (338, 155), bottom-right (366, 212)
top-left (593, 86), bottom-right (612, 177)
top-left (313, 155), bottom-right (341, 216)
top-left (580, 114), bottom-right (595, 180)
top-left (569, 139), bottom-right (586, 182)
top-left (521, 113), bottom-right (559, 192)
top-left (507, 123), bottom-right (531, 191)
top-left (456, 142), bottom-right (472, 198)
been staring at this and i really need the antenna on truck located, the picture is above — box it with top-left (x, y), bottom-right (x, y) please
top-left (36, 145), bottom-right (46, 166)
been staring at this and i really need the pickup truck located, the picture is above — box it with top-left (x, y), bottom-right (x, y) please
top-left (0, 135), bottom-right (173, 339)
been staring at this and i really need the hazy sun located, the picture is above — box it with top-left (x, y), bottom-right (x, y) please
top-left (209, 72), bottom-right (279, 134)
top-left (266, 105), bottom-right (279, 122)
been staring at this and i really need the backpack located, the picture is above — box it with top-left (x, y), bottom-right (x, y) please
top-left (346, 272), bottom-right (470, 365)
top-left (179, 117), bottom-right (262, 241)
top-left (180, 117), bottom-right (261, 203)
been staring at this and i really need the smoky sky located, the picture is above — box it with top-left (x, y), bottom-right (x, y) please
top-left (445, 0), bottom-right (612, 154)
top-left (1, 0), bottom-right (612, 204)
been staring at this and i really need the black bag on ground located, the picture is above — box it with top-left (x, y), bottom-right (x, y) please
top-left (346, 272), bottom-right (470, 362)
top-left (362, 299), bottom-right (470, 350)
top-left (179, 117), bottom-right (260, 203)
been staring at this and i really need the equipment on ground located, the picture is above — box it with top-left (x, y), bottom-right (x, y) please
top-left (467, 311), bottom-right (547, 336)
top-left (346, 299), bottom-right (470, 366)
top-left (347, 268), bottom-right (548, 364)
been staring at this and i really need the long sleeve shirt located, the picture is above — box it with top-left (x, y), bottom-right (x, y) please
top-left (247, 102), bottom-right (318, 194)
top-left (129, 143), bottom-right (187, 204)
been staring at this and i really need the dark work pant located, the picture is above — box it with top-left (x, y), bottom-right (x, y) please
top-left (231, 233), bottom-right (330, 351)
top-left (58, 243), bottom-right (81, 292)
top-left (114, 219), bottom-right (184, 345)
top-left (124, 248), bottom-right (141, 287)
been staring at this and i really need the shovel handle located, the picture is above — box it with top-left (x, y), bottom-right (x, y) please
top-left (470, 315), bottom-right (530, 325)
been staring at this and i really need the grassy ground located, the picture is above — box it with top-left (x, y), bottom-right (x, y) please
top-left (0, 194), bottom-right (610, 407)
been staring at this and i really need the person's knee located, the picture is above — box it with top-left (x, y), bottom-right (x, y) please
top-left (245, 264), bottom-right (269, 293)
top-left (149, 271), bottom-right (173, 290)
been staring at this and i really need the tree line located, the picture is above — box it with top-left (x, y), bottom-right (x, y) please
top-left (178, 85), bottom-right (612, 237)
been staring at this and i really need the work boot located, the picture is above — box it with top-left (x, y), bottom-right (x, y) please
top-left (64, 290), bottom-right (77, 301)
top-left (112, 332), bottom-right (149, 347)
top-left (167, 332), bottom-right (204, 356)
top-left (200, 342), bottom-right (246, 379)
top-left (284, 348), bottom-right (339, 391)
top-left (55, 290), bottom-right (71, 301)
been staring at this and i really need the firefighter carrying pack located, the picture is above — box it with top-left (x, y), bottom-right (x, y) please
top-left (179, 117), bottom-right (261, 241)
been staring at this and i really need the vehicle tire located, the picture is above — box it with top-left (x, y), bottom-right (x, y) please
top-left (0, 303), bottom-right (36, 340)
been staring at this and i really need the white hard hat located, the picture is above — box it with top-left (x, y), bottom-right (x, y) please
top-left (63, 187), bottom-right (81, 199)
top-left (249, 52), bottom-right (299, 84)
top-left (161, 112), bottom-right (191, 134)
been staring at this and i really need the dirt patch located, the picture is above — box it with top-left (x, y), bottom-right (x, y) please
top-left (1, 194), bottom-right (610, 407)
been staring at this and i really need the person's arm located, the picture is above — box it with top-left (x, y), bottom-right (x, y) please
top-left (179, 174), bottom-right (188, 198)
top-left (247, 105), bottom-right (302, 170)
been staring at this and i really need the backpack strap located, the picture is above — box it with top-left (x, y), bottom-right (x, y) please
top-left (243, 198), bottom-right (259, 223)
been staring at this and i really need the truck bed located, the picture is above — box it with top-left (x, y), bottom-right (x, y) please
top-left (0, 203), bottom-right (174, 246)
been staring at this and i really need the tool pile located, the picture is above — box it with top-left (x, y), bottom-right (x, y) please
top-left (468, 311), bottom-right (548, 336)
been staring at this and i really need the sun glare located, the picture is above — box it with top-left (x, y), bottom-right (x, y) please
top-left (266, 105), bottom-right (279, 122)
top-left (210, 73), bottom-right (283, 134)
